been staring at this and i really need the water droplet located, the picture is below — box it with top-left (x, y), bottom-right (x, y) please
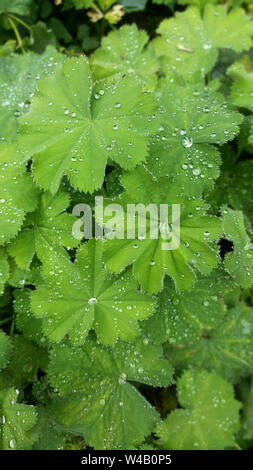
top-left (182, 137), bottom-right (193, 148)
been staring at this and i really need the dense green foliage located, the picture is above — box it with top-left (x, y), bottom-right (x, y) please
top-left (0, 0), bottom-right (253, 451)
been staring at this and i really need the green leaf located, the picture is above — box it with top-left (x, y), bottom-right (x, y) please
top-left (178, 0), bottom-right (219, 7)
top-left (141, 269), bottom-right (234, 345)
top-left (227, 60), bottom-right (253, 113)
top-left (152, 0), bottom-right (175, 7)
top-left (121, 0), bottom-right (147, 12)
top-left (8, 257), bottom-right (42, 289)
top-left (156, 369), bottom-right (241, 450)
top-left (2, 335), bottom-right (48, 387)
top-left (166, 302), bottom-right (253, 383)
top-left (208, 151), bottom-right (253, 225)
top-left (91, 24), bottom-right (159, 90)
top-left (31, 239), bottom-right (156, 345)
top-left (155, 5), bottom-right (253, 81)
top-left (0, 157), bottom-right (40, 246)
top-left (0, 0), bottom-right (32, 16)
top-left (104, 167), bottom-right (221, 293)
top-left (0, 47), bottom-right (63, 143)
top-left (18, 56), bottom-right (159, 194)
top-left (7, 190), bottom-right (78, 270)
top-left (32, 405), bottom-right (64, 450)
top-left (0, 331), bottom-right (11, 371)
top-left (14, 289), bottom-right (49, 348)
top-left (48, 336), bottom-right (173, 449)
top-left (0, 387), bottom-right (37, 450)
top-left (0, 249), bottom-right (9, 295)
top-left (222, 207), bottom-right (253, 288)
top-left (146, 81), bottom-right (242, 196)
top-left (73, 0), bottom-right (93, 9)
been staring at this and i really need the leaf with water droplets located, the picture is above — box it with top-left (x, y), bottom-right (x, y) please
top-left (166, 301), bottom-right (253, 383)
top-left (0, 46), bottom-right (63, 143)
top-left (91, 24), bottom-right (159, 90)
top-left (18, 56), bottom-right (159, 194)
top-left (228, 60), bottom-right (253, 113)
top-left (141, 269), bottom-right (234, 345)
top-left (7, 190), bottom-right (78, 270)
top-left (0, 155), bottom-right (40, 246)
top-left (14, 289), bottom-right (49, 348)
top-left (31, 239), bottom-right (156, 345)
top-left (1, 335), bottom-right (48, 388)
top-left (0, 331), bottom-right (11, 372)
top-left (0, 387), bottom-right (37, 450)
top-left (222, 207), bottom-right (253, 288)
top-left (155, 4), bottom-right (253, 81)
top-left (156, 369), bottom-right (241, 450)
top-left (146, 81), bottom-right (242, 196)
top-left (48, 336), bottom-right (173, 449)
top-left (104, 167), bottom-right (221, 293)
top-left (0, 249), bottom-right (9, 295)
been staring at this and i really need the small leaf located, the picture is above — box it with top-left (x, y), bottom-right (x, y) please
top-left (0, 157), bottom-right (40, 246)
top-left (155, 5), bottom-right (253, 81)
top-left (222, 207), bottom-right (253, 288)
top-left (0, 331), bottom-right (11, 372)
top-left (7, 190), bottom-right (78, 270)
top-left (166, 302), bottom-right (253, 383)
top-left (91, 24), bottom-right (159, 90)
top-left (156, 369), bottom-right (241, 450)
top-left (0, 387), bottom-right (37, 450)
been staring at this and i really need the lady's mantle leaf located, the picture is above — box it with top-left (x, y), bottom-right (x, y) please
top-left (228, 60), bottom-right (253, 113)
top-left (0, 388), bottom-right (37, 450)
top-left (7, 190), bottom-right (78, 270)
top-left (2, 335), bottom-right (48, 387)
top-left (48, 337), bottom-right (173, 449)
top-left (155, 5), bottom-right (253, 81)
top-left (0, 331), bottom-right (11, 372)
top-left (0, 47), bottom-right (63, 143)
top-left (156, 369), bottom-right (241, 450)
top-left (0, 249), bottom-right (9, 295)
top-left (222, 207), bottom-right (253, 288)
top-left (104, 167), bottom-right (221, 293)
top-left (146, 81), bottom-right (242, 196)
top-left (0, 0), bottom-right (32, 15)
top-left (0, 156), bottom-right (40, 246)
top-left (14, 289), bottom-right (49, 348)
top-left (18, 56), bottom-right (159, 194)
top-left (166, 302), bottom-right (253, 383)
top-left (31, 239), bottom-right (156, 345)
top-left (141, 269), bottom-right (234, 345)
top-left (178, 0), bottom-right (219, 7)
top-left (91, 24), bottom-right (159, 90)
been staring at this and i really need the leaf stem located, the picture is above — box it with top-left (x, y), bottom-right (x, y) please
top-left (7, 16), bottom-right (24, 53)
top-left (8, 13), bottom-right (31, 31)
top-left (9, 317), bottom-right (15, 336)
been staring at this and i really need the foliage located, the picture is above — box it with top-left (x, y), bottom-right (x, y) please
top-left (0, 0), bottom-right (253, 452)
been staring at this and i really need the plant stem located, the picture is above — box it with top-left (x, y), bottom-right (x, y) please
top-left (7, 16), bottom-right (24, 53)
top-left (8, 13), bottom-right (31, 31)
